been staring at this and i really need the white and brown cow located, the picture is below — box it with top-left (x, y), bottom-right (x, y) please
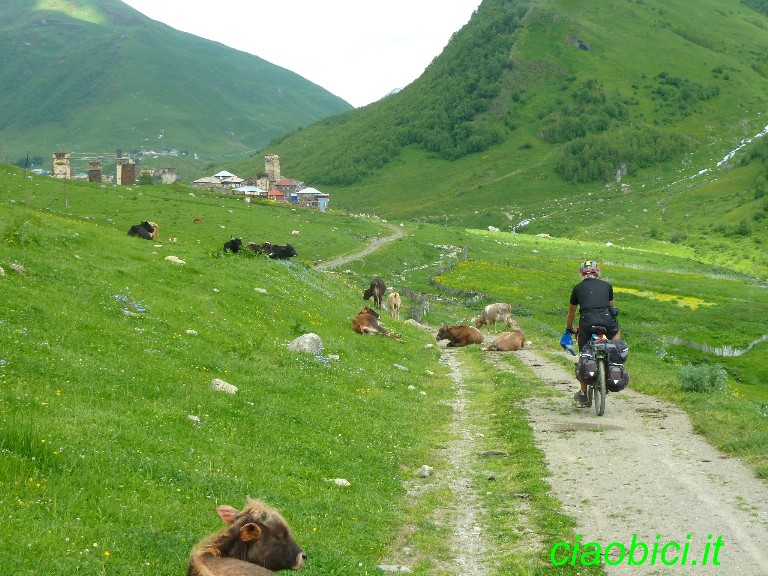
top-left (473, 303), bottom-right (514, 332)
top-left (386, 291), bottom-right (402, 320)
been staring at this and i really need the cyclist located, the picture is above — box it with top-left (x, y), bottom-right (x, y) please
top-left (565, 260), bottom-right (621, 406)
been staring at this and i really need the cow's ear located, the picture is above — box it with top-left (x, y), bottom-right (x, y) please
top-left (240, 523), bottom-right (262, 542)
top-left (216, 505), bottom-right (240, 525)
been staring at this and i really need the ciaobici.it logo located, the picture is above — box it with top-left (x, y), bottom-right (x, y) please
top-left (550, 533), bottom-right (724, 567)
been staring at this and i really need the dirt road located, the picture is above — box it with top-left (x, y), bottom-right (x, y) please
top-left (499, 346), bottom-right (768, 575)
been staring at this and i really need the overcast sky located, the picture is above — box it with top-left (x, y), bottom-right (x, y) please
top-left (120, 0), bottom-right (482, 108)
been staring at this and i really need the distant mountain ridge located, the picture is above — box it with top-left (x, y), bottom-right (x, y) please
top-left (0, 0), bottom-right (351, 168)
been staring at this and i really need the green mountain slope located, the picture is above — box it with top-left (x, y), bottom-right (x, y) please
top-left (0, 0), bottom-right (351, 168)
top-left (230, 0), bottom-right (768, 277)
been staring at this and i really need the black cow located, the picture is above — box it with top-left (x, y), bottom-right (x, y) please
top-left (223, 238), bottom-right (243, 253)
top-left (363, 277), bottom-right (386, 308)
top-left (269, 244), bottom-right (298, 259)
top-left (127, 221), bottom-right (155, 240)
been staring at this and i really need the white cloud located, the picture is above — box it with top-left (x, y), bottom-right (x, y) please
top-left (121, 0), bottom-right (481, 107)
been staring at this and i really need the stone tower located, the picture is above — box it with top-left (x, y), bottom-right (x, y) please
top-left (52, 152), bottom-right (71, 179)
top-left (265, 154), bottom-right (281, 183)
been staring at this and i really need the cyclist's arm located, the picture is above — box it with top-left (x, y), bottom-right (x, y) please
top-left (566, 303), bottom-right (577, 331)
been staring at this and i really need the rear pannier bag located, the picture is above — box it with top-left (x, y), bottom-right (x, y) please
top-left (607, 339), bottom-right (629, 364)
top-left (576, 353), bottom-right (598, 385)
top-left (607, 363), bottom-right (630, 392)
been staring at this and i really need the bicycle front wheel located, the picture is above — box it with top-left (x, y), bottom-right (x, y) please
top-left (595, 359), bottom-right (607, 416)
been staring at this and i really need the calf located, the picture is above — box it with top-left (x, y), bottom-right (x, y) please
top-left (224, 238), bottom-right (243, 253)
top-left (188, 498), bottom-right (306, 576)
top-left (386, 291), bottom-right (402, 320)
top-left (473, 303), bottom-right (514, 332)
top-left (352, 306), bottom-right (398, 338)
top-left (363, 277), bottom-right (386, 308)
top-left (486, 330), bottom-right (525, 351)
top-left (127, 221), bottom-right (155, 240)
top-left (269, 244), bottom-right (298, 259)
top-left (436, 324), bottom-right (484, 347)
top-left (246, 241), bottom-right (272, 255)
top-left (147, 221), bottom-right (159, 239)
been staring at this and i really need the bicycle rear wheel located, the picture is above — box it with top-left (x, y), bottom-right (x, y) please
top-left (595, 360), bottom-right (606, 416)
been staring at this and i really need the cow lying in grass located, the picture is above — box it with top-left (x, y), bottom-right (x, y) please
top-left (352, 306), bottom-right (399, 338)
top-left (127, 221), bottom-right (155, 240)
top-left (436, 324), bottom-right (484, 347)
top-left (188, 498), bottom-right (306, 576)
top-left (486, 330), bottom-right (525, 351)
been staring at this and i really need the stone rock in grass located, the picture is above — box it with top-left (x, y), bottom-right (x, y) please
top-left (210, 378), bottom-right (238, 394)
top-left (287, 333), bottom-right (323, 355)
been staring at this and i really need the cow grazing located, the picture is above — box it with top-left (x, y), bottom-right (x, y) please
top-left (194, 216), bottom-right (203, 223)
top-left (127, 221), bottom-right (155, 240)
top-left (224, 238), bottom-right (243, 253)
top-left (386, 291), bottom-right (402, 320)
top-left (291, 230), bottom-right (300, 236)
top-left (473, 303), bottom-right (514, 332)
top-left (352, 306), bottom-right (399, 338)
top-left (486, 330), bottom-right (525, 351)
top-left (436, 324), bottom-right (484, 347)
top-left (363, 277), bottom-right (386, 308)
top-left (147, 221), bottom-right (159, 239)
top-left (188, 498), bottom-right (306, 576)
top-left (269, 244), bottom-right (298, 259)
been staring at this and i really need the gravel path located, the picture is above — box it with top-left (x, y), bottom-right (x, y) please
top-left (315, 223), bottom-right (404, 270)
top-left (509, 346), bottom-right (768, 575)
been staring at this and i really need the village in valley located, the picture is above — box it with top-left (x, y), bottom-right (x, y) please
top-left (44, 151), bottom-right (330, 211)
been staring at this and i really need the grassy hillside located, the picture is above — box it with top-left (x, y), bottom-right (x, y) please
top-left (1, 165), bottom-right (766, 575)
top-left (0, 0), bottom-right (351, 173)
top-left (227, 0), bottom-right (768, 279)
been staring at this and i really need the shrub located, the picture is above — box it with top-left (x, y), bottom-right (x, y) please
top-left (680, 363), bottom-right (727, 392)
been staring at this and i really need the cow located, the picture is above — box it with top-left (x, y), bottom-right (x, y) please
top-left (194, 216), bottom-right (203, 223)
top-left (352, 306), bottom-right (399, 338)
top-left (127, 221), bottom-right (155, 240)
top-left (436, 324), bottom-right (484, 347)
top-left (473, 303), bottom-right (514, 332)
top-left (187, 498), bottom-right (306, 576)
top-left (363, 277), bottom-right (386, 308)
top-left (269, 244), bottom-right (298, 259)
top-left (486, 330), bottom-right (525, 351)
top-left (386, 291), bottom-right (402, 320)
top-left (224, 238), bottom-right (243, 253)
top-left (147, 221), bottom-right (159, 239)
top-left (246, 241), bottom-right (272, 255)
top-left (291, 230), bottom-right (300, 236)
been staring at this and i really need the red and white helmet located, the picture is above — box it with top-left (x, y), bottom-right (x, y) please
top-left (580, 260), bottom-right (600, 275)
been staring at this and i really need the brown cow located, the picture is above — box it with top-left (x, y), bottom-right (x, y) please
top-left (352, 306), bottom-right (399, 338)
top-left (188, 498), bottom-right (306, 576)
top-left (486, 330), bottom-right (525, 351)
top-left (386, 291), bottom-right (402, 320)
top-left (246, 241), bottom-right (272, 255)
top-left (363, 277), bottom-right (386, 308)
top-left (436, 324), bottom-right (484, 347)
top-left (147, 221), bottom-right (159, 239)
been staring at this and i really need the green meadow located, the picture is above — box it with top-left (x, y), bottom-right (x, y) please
top-left (0, 166), bottom-right (765, 575)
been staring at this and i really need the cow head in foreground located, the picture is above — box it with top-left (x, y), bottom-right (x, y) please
top-left (436, 324), bottom-right (484, 347)
top-left (188, 498), bottom-right (306, 576)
